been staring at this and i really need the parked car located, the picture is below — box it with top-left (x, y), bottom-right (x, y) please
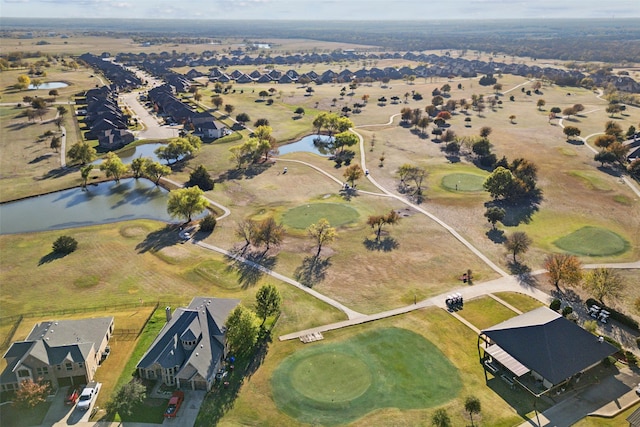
top-left (76, 382), bottom-right (99, 411)
top-left (65, 387), bottom-right (81, 405)
top-left (164, 391), bottom-right (184, 418)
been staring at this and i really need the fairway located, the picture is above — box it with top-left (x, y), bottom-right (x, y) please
top-left (271, 327), bottom-right (461, 425)
top-left (281, 203), bottom-right (360, 229)
top-left (441, 173), bottom-right (486, 192)
top-left (554, 226), bottom-right (629, 256)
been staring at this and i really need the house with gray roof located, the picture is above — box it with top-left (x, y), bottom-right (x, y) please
top-left (1, 317), bottom-right (114, 392)
top-left (479, 307), bottom-right (617, 395)
top-left (136, 297), bottom-right (239, 391)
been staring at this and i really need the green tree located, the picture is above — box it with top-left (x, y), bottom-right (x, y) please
top-left (224, 104), bottom-right (234, 116)
top-left (333, 131), bottom-right (359, 153)
top-left (106, 379), bottom-right (146, 417)
top-left (212, 96), bottom-right (223, 110)
top-left (294, 107), bottom-right (305, 117)
top-left (484, 206), bottom-right (506, 230)
top-left (56, 105), bottom-right (68, 117)
top-left (131, 157), bottom-right (150, 179)
top-left (199, 214), bottom-right (217, 232)
top-left (544, 254), bottom-right (583, 290)
top-left (483, 167), bottom-right (515, 199)
top-left (604, 120), bottom-right (623, 141)
top-left (255, 284), bottom-right (282, 325)
top-left (307, 218), bottom-right (337, 257)
top-left (628, 159), bottom-right (640, 178)
top-left (505, 231), bottom-right (532, 263)
top-left (235, 112), bottom-right (250, 126)
top-left (80, 164), bottom-right (93, 188)
top-left (472, 138), bottom-right (492, 157)
top-left (144, 161), bottom-right (171, 185)
top-left (583, 268), bottom-right (625, 305)
top-left (52, 235), bottom-right (78, 254)
top-left (431, 408), bottom-right (451, 427)
top-left (67, 142), bottom-right (97, 165)
top-left (479, 126), bottom-right (492, 138)
top-left (343, 163), bottom-right (364, 187)
top-left (167, 187), bottom-right (208, 222)
top-left (225, 305), bottom-right (260, 355)
top-left (14, 379), bottom-right (49, 408)
top-left (537, 99), bottom-right (546, 110)
top-left (594, 134), bottom-right (616, 149)
top-left (465, 395), bottom-right (481, 427)
top-left (99, 152), bottom-right (128, 183)
top-left (312, 112), bottom-right (328, 134)
top-left (594, 150), bottom-right (618, 167)
top-left (50, 135), bottom-right (61, 152)
top-left (188, 165), bottom-right (214, 191)
top-left (254, 118), bottom-right (270, 127)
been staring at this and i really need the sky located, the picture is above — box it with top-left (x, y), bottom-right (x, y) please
top-left (2, 0), bottom-right (640, 20)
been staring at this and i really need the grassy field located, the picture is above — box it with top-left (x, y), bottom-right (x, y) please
top-left (271, 327), bottom-right (461, 426)
top-left (554, 226), bottom-right (630, 256)
top-left (493, 292), bottom-right (545, 313)
top-left (457, 296), bottom-right (520, 330)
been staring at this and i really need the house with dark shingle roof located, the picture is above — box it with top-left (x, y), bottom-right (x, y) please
top-left (1, 317), bottom-right (114, 392)
top-left (479, 307), bottom-right (617, 394)
top-left (136, 297), bottom-right (239, 391)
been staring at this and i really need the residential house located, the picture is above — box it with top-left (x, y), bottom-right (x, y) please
top-left (1, 317), bottom-right (114, 391)
top-left (189, 112), bottom-right (225, 139)
top-left (136, 297), bottom-right (239, 391)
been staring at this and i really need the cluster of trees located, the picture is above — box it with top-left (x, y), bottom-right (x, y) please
top-left (228, 125), bottom-right (276, 168)
top-left (544, 254), bottom-right (626, 305)
top-left (397, 163), bottom-right (427, 197)
top-left (131, 157), bottom-right (171, 185)
top-left (155, 135), bottom-right (202, 165)
top-left (593, 121), bottom-right (633, 167)
top-left (167, 186), bottom-right (209, 222)
top-left (235, 217), bottom-right (285, 253)
top-left (483, 157), bottom-right (539, 201)
top-left (225, 284), bottom-right (282, 355)
top-left (312, 112), bottom-right (353, 138)
top-left (432, 395), bottom-right (481, 427)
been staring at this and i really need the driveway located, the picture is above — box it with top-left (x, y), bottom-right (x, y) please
top-left (39, 384), bottom-right (101, 426)
top-left (119, 92), bottom-right (175, 140)
top-left (162, 390), bottom-right (205, 427)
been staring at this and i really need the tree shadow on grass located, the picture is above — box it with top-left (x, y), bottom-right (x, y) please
top-left (294, 255), bottom-right (332, 288)
top-left (38, 166), bottom-right (76, 180)
top-left (486, 192), bottom-right (542, 227)
top-left (363, 236), bottom-right (399, 252)
top-left (224, 247), bottom-right (277, 289)
top-left (136, 224), bottom-right (182, 253)
top-left (486, 228), bottom-right (506, 244)
top-left (508, 260), bottom-right (531, 276)
top-left (38, 251), bottom-right (67, 265)
top-left (215, 162), bottom-right (273, 183)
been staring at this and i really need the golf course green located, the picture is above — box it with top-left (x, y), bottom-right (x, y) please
top-left (281, 203), bottom-right (359, 229)
top-left (554, 226), bottom-right (629, 256)
top-left (441, 173), bottom-right (486, 192)
top-left (271, 327), bottom-right (461, 425)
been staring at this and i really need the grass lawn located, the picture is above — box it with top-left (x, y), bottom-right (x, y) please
top-left (0, 401), bottom-right (51, 427)
top-left (493, 292), bottom-right (545, 313)
top-left (554, 226), bottom-right (630, 256)
top-left (271, 327), bottom-right (461, 426)
top-left (574, 402), bottom-right (640, 426)
top-left (458, 296), bottom-right (520, 330)
top-left (281, 203), bottom-right (360, 229)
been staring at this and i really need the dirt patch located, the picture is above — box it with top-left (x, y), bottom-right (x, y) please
top-left (120, 225), bottom-right (149, 238)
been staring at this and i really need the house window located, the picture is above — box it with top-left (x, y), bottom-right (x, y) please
top-left (17, 369), bottom-right (30, 378)
top-left (78, 362), bottom-right (84, 368)
top-left (65, 362), bottom-right (73, 371)
top-left (36, 367), bottom-right (49, 376)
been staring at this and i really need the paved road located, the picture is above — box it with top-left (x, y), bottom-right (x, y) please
top-left (119, 92), bottom-right (176, 140)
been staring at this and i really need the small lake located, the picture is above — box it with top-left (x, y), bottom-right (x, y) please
top-left (93, 143), bottom-right (168, 165)
top-left (0, 178), bottom-right (195, 235)
top-left (277, 134), bottom-right (333, 156)
top-left (28, 82), bottom-right (69, 90)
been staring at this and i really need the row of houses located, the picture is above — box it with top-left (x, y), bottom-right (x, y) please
top-left (1, 297), bottom-right (238, 392)
top-left (78, 85), bottom-right (134, 150)
top-left (78, 53), bottom-right (143, 92)
top-left (148, 84), bottom-right (225, 140)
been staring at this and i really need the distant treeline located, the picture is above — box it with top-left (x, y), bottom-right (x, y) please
top-left (2, 18), bottom-right (640, 63)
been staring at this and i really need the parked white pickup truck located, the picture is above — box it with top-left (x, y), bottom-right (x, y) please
top-left (76, 382), bottom-right (100, 411)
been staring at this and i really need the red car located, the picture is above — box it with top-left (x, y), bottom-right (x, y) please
top-left (164, 391), bottom-right (184, 418)
top-left (65, 387), bottom-right (81, 405)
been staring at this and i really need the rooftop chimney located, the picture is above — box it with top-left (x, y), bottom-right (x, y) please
top-left (166, 306), bottom-right (172, 323)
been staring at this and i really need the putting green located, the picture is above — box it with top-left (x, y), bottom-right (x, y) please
top-left (441, 173), bottom-right (485, 192)
top-left (271, 327), bottom-right (461, 425)
top-left (291, 352), bottom-right (372, 402)
top-left (554, 226), bottom-right (629, 256)
top-left (281, 203), bottom-right (359, 229)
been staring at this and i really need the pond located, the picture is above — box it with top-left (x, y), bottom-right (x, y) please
top-left (277, 134), bottom-right (333, 156)
top-left (93, 143), bottom-right (167, 165)
top-left (28, 82), bottom-right (69, 90)
top-left (0, 178), bottom-right (198, 235)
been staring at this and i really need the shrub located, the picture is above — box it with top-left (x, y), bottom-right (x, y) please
top-left (52, 236), bottom-right (78, 254)
top-left (625, 351), bottom-right (637, 366)
top-left (199, 215), bottom-right (217, 232)
top-left (562, 306), bottom-right (573, 317)
top-left (583, 320), bottom-right (598, 334)
top-left (585, 298), bottom-right (639, 331)
top-left (550, 299), bottom-right (562, 311)
top-left (601, 356), bottom-right (614, 367)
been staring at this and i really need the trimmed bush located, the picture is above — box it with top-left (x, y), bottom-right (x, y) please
top-left (199, 215), bottom-right (217, 232)
top-left (586, 298), bottom-right (639, 331)
top-left (562, 306), bottom-right (573, 317)
top-left (625, 351), bottom-right (637, 366)
top-left (52, 236), bottom-right (78, 254)
top-left (550, 299), bottom-right (561, 311)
